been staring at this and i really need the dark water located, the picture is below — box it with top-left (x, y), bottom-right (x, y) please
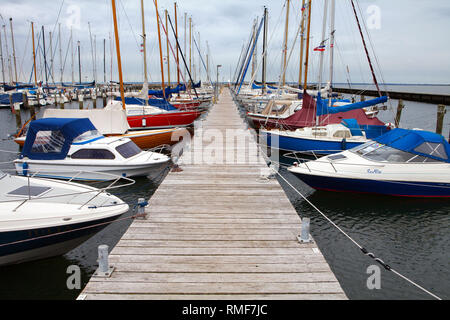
top-left (0, 96), bottom-right (449, 300)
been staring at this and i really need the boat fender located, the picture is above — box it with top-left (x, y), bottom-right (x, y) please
top-left (341, 138), bottom-right (347, 150)
top-left (142, 117), bottom-right (146, 127)
top-left (22, 162), bottom-right (29, 176)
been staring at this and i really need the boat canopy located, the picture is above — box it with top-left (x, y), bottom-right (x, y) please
top-left (22, 118), bottom-right (98, 160)
top-left (148, 84), bottom-right (186, 98)
top-left (0, 92), bottom-right (23, 105)
top-left (373, 128), bottom-right (450, 163)
top-left (115, 96), bottom-right (178, 111)
top-left (316, 94), bottom-right (388, 117)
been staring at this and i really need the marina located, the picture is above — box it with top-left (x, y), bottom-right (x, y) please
top-left (0, 0), bottom-right (449, 304)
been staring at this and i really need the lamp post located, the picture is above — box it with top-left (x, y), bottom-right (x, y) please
top-left (216, 64), bottom-right (222, 102)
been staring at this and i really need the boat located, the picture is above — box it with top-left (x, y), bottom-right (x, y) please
top-left (14, 118), bottom-right (170, 181)
top-left (0, 170), bottom-right (130, 265)
top-left (287, 128), bottom-right (450, 197)
top-left (14, 106), bottom-right (186, 150)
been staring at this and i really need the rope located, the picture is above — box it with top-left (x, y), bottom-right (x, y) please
top-left (252, 127), bottom-right (442, 300)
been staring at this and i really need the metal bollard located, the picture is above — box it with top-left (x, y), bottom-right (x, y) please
top-left (94, 244), bottom-right (114, 277)
top-left (136, 198), bottom-right (148, 219)
top-left (297, 217), bottom-right (312, 243)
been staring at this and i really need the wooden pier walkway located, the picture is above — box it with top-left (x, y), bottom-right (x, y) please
top-left (79, 90), bottom-right (347, 300)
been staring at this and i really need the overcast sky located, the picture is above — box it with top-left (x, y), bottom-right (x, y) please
top-left (0, 0), bottom-right (449, 85)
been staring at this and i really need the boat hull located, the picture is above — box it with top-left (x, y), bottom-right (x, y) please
top-left (0, 215), bottom-right (122, 266)
top-left (127, 111), bottom-right (201, 129)
top-left (290, 171), bottom-right (450, 198)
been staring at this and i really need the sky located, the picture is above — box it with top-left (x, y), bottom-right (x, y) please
top-left (0, 0), bottom-right (449, 85)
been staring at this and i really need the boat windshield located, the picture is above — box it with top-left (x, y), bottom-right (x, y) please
top-left (351, 141), bottom-right (442, 163)
top-left (73, 130), bottom-right (103, 143)
top-left (115, 141), bottom-right (142, 159)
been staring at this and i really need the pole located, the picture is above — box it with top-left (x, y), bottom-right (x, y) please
top-left (189, 17), bottom-right (192, 85)
top-left (49, 31), bottom-right (54, 83)
top-left (262, 7), bottom-right (268, 93)
top-left (165, 9), bottom-right (171, 87)
top-left (103, 38), bottom-right (106, 83)
top-left (59, 23), bottom-right (63, 84)
top-left (3, 25), bottom-right (12, 84)
top-left (281, 0), bottom-right (290, 86)
top-left (328, 0), bottom-right (336, 105)
top-left (154, 0), bottom-right (166, 99)
top-left (303, 0), bottom-right (312, 90)
top-left (317, 0), bottom-right (328, 93)
top-left (140, 0), bottom-right (149, 105)
top-left (174, 2), bottom-right (180, 86)
top-left (71, 28), bottom-right (74, 84)
top-left (77, 41), bottom-right (81, 84)
top-left (298, 0), bottom-right (306, 89)
top-left (9, 18), bottom-right (18, 83)
top-left (31, 22), bottom-right (37, 85)
top-left (42, 26), bottom-right (48, 85)
top-left (184, 12), bottom-right (187, 83)
top-left (0, 28), bottom-right (4, 84)
top-left (111, 0), bottom-right (126, 109)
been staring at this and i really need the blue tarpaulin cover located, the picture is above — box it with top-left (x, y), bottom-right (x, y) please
top-left (114, 96), bottom-right (178, 111)
top-left (373, 128), bottom-right (450, 163)
top-left (316, 94), bottom-right (388, 117)
top-left (22, 118), bottom-right (97, 160)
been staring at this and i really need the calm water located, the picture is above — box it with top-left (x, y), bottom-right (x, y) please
top-left (0, 93), bottom-right (448, 300)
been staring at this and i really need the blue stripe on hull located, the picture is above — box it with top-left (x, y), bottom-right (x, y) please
top-left (0, 215), bottom-right (122, 262)
top-left (290, 172), bottom-right (450, 197)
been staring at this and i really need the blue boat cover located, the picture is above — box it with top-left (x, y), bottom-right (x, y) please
top-left (148, 84), bottom-right (186, 98)
top-left (114, 96), bottom-right (178, 111)
top-left (0, 92), bottom-right (23, 105)
top-left (341, 118), bottom-right (363, 136)
top-left (21, 118), bottom-right (97, 160)
top-left (316, 94), bottom-right (388, 116)
top-left (373, 128), bottom-right (450, 163)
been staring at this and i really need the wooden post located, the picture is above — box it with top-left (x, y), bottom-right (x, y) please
top-left (394, 99), bottom-right (404, 128)
top-left (92, 89), bottom-right (97, 108)
top-left (11, 95), bottom-right (22, 129)
top-left (103, 88), bottom-right (107, 107)
top-left (436, 104), bottom-right (446, 135)
top-left (360, 95), bottom-right (365, 102)
top-left (79, 92), bottom-right (84, 109)
top-left (22, 91), bottom-right (29, 109)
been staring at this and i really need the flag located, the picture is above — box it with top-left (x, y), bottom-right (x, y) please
top-left (313, 45), bottom-right (325, 52)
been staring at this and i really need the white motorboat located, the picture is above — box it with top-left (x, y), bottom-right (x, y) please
top-left (287, 128), bottom-right (450, 197)
top-left (14, 118), bottom-right (170, 181)
top-left (0, 170), bottom-right (130, 265)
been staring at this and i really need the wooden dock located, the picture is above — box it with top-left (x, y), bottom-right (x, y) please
top-left (79, 89), bottom-right (347, 300)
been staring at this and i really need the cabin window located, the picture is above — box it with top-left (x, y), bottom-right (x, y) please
top-left (115, 141), bottom-right (142, 159)
top-left (333, 130), bottom-right (351, 138)
top-left (71, 149), bottom-right (115, 160)
top-left (414, 142), bottom-right (448, 160)
top-left (73, 130), bottom-right (102, 143)
top-left (31, 130), bottom-right (65, 154)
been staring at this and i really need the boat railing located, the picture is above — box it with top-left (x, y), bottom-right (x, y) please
top-left (0, 168), bottom-right (135, 211)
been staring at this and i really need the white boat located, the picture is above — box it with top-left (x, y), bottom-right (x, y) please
top-left (0, 170), bottom-right (130, 265)
top-left (287, 128), bottom-right (450, 197)
top-left (14, 118), bottom-right (170, 181)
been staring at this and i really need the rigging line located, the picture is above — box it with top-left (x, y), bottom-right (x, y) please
top-left (253, 141), bottom-right (442, 300)
top-left (118, 0), bottom-right (140, 51)
top-left (193, 36), bottom-right (213, 87)
top-left (18, 25), bottom-right (31, 83)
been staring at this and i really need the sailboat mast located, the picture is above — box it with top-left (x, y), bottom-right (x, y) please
top-left (111, 0), bottom-right (125, 108)
top-left (328, 0), bottom-right (336, 105)
top-left (165, 9), bottom-right (171, 87)
top-left (317, 0), bottom-right (328, 92)
top-left (184, 12), bottom-right (187, 83)
top-left (281, 0), bottom-right (290, 87)
top-left (31, 22), bottom-right (37, 85)
top-left (49, 31), bottom-right (54, 83)
top-left (59, 23), bottom-right (63, 83)
top-left (3, 25), bottom-right (12, 84)
top-left (42, 26), bottom-right (48, 85)
top-left (298, 0), bottom-right (306, 89)
top-left (262, 6), bottom-right (268, 93)
top-left (189, 17), bottom-right (192, 84)
top-left (9, 18), bottom-right (18, 83)
top-left (0, 29), bottom-right (4, 84)
top-left (103, 38), bottom-right (106, 83)
top-left (303, 0), bottom-right (312, 90)
top-left (174, 2), bottom-right (180, 86)
top-left (71, 28), bottom-right (74, 84)
top-left (140, 0), bottom-right (149, 105)
top-left (154, 0), bottom-right (166, 98)
top-left (350, 0), bottom-right (381, 96)
top-left (77, 40), bottom-right (81, 84)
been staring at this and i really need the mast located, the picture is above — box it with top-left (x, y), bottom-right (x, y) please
top-left (111, 0), bottom-right (126, 108)
top-left (70, 28), bottom-right (74, 84)
top-left (77, 40), bottom-right (81, 84)
top-left (88, 22), bottom-right (95, 82)
top-left (58, 23), bottom-right (63, 83)
top-left (0, 28), bottom-right (4, 84)
top-left (9, 18), bottom-right (18, 83)
top-left (281, 0), bottom-right (290, 86)
top-left (328, 0), bottom-right (336, 105)
top-left (49, 31), bottom-right (54, 83)
top-left (31, 22), bottom-right (37, 85)
top-left (317, 0), bottom-right (328, 92)
top-left (298, 0), bottom-right (306, 89)
top-left (3, 25), bottom-right (12, 84)
top-left (165, 9), bottom-right (171, 87)
top-left (154, 0), bottom-right (166, 98)
top-left (303, 0), bottom-right (312, 90)
top-left (262, 6), bottom-right (268, 93)
top-left (42, 26), bottom-right (48, 85)
top-left (103, 38), bottom-right (106, 83)
top-left (189, 17), bottom-right (192, 85)
top-left (174, 2), bottom-right (180, 86)
top-left (140, 0), bottom-right (149, 105)
top-left (184, 12), bottom-right (187, 83)
top-left (251, 19), bottom-right (257, 80)
top-left (350, 0), bottom-right (381, 96)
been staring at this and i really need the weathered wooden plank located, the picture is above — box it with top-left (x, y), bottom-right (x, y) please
top-left (110, 247), bottom-right (318, 255)
top-left (82, 293), bottom-right (346, 300)
top-left (115, 240), bottom-right (305, 248)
